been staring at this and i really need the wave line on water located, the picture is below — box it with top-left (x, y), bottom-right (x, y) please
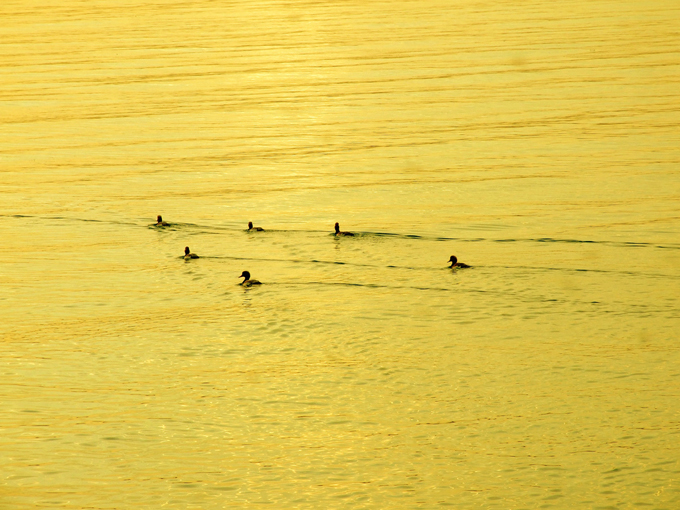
top-left (185, 255), bottom-right (678, 279)
top-left (267, 281), bottom-right (454, 292)
top-left (5, 214), bottom-right (677, 251)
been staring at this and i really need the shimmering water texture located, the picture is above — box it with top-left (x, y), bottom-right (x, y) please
top-left (1, 0), bottom-right (679, 509)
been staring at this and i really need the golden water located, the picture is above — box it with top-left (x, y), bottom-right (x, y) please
top-left (1, 0), bottom-right (679, 508)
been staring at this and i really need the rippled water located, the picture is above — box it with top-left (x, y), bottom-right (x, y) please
top-left (2, 0), bottom-right (679, 508)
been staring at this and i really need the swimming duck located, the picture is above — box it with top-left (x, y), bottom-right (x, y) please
top-left (334, 222), bottom-right (354, 236)
top-left (184, 246), bottom-right (199, 259)
top-left (248, 221), bottom-right (264, 231)
top-left (449, 255), bottom-right (471, 269)
top-left (156, 215), bottom-right (170, 226)
top-left (239, 271), bottom-right (262, 286)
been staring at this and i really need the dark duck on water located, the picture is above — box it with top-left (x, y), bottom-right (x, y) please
top-left (239, 271), bottom-right (262, 287)
top-left (184, 247), bottom-right (199, 259)
top-left (449, 255), bottom-right (471, 269)
top-left (334, 222), bottom-right (354, 236)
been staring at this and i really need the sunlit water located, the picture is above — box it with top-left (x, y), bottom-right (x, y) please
top-left (1, 0), bottom-right (679, 508)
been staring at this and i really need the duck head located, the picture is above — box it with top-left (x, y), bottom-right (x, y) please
top-left (449, 255), bottom-right (458, 265)
top-left (334, 222), bottom-right (340, 234)
top-left (239, 271), bottom-right (251, 280)
top-left (248, 221), bottom-right (253, 229)
top-left (185, 246), bottom-right (191, 256)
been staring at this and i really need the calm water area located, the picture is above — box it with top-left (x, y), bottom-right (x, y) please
top-left (1, 0), bottom-right (679, 508)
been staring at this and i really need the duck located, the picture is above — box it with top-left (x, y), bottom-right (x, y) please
top-left (184, 246), bottom-right (199, 259)
top-left (247, 221), bottom-right (264, 231)
top-left (449, 255), bottom-right (471, 269)
top-left (334, 222), bottom-right (354, 236)
top-left (156, 215), bottom-right (170, 226)
top-left (239, 271), bottom-right (262, 286)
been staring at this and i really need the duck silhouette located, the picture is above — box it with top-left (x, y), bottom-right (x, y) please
top-left (334, 222), bottom-right (354, 236)
top-left (448, 255), bottom-right (470, 269)
top-left (239, 271), bottom-right (262, 287)
top-left (247, 221), bottom-right (264, 231)
top-left (184, 246), bottom-right (199, 259)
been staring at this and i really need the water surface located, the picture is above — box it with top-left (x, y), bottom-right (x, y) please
top-left (1, 0), bottom-right (679, 508)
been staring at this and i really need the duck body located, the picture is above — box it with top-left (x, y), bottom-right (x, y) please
top-left (448, 255), bottom-right (470, 269)
top-left (247, 221), bottom-right (264, 231)
top-left (184, 246), bottom-right (199, 259)
top-left (239, 271), bottom-right (262, 286)
top-left (155, 215), bottom-right (170, 226)
top-left (334, 222), bottom-right (354, 236)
